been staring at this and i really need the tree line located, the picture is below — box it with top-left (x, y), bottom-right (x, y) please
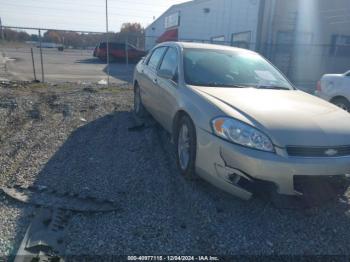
top-left (1, 23), bottom-right (145, 49)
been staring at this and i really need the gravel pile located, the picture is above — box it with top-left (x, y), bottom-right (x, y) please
top-left (1, 82), bottom-right (350, 257)
top-left (0, 193), bottom-right (34, 256)
top-left (0, 82), bottom-right (132, 256)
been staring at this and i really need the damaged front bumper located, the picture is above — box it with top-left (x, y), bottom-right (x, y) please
top-left (195, 128), bottom-right (350, 200)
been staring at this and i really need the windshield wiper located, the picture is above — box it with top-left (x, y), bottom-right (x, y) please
top-left (256, 85), bottom-right (291, 90)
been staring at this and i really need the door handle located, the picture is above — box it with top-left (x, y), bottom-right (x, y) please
top-left (153, 78), bottom-right (158, 84)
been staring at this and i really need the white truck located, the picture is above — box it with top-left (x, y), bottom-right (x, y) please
top-left (315, 70), bottom-right (350, 112)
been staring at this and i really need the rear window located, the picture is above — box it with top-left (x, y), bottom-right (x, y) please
top-left (159, 47), bottom-right (178, 76)
top-left (147, 47), bottom-right (167, 70)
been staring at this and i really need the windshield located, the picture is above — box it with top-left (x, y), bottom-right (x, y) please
top-left (184, 48), bottom-right (293, 89)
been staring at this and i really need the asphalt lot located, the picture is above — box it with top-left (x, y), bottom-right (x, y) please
top-left (0, 46), bottom-right (134, 84)
top-left (1, 83), bottom-right (350, 258)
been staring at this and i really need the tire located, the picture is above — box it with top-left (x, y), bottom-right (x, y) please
top-left (175, 115), bottom-right (197, 179)
top-left (134, 84), bottom-right (146, 117)
top-left (332, 97), bottom-right (350, 112)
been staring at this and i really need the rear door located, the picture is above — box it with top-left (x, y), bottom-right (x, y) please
top-left (141, 46), bottom-right (167, 119)
top-left (156, 47), bottom-right (179, 131)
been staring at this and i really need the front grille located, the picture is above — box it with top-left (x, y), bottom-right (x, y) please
top-left (286, 145), bottom-right (350, 157)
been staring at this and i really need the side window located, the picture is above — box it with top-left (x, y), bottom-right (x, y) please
top-left (159, 47), bottom-right (178, 76)
top-left (147, 47), bottom-right (167, 70)
top-left (111, 43), bottom-right (122, 49)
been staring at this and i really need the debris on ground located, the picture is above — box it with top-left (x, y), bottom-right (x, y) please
top-left (98, 79), bottom-right (107, 85)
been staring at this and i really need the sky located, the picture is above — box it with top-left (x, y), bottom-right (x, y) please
top-left (0, 0), bottom-right (188, 32)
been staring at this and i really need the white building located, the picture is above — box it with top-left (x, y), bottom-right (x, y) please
top-left (145, 0), bottom-right (350, 91)
top-left (145, 0), bottom-right (263, 51)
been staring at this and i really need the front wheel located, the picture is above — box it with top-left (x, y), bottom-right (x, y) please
top-left (175, 115), bottom-right (197, 179)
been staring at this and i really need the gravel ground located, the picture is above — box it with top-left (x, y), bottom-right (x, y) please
top-left (1, 81), bottom-right (350, 257)
top-left (0, 194), bottom-right (34, 256)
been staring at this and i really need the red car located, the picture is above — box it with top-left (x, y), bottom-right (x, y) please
top-left (93, 42), bottom-right (146, 62)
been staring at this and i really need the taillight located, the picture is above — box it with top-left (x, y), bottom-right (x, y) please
top-left (316, 81), bottom-right (322, 91)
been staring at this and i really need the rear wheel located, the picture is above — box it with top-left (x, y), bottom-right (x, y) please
top-left (332, 97), bottom-right (350, 112)
top-left (175, 115), bottom-right (197, 179)
top-left (134, 84), bottom-right (146, 117)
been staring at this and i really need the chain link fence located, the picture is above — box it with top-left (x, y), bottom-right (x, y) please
top-left (1, 27), bottom-right (349, 92)
top-left (0, 26), bottom-right (145, 86)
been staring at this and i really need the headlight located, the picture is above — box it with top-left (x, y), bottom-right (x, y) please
top-left (211, 117), bottom-right (274, 152)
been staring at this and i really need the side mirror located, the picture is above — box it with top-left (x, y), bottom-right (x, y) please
top-left (157, 69), bottom-right (174, 80)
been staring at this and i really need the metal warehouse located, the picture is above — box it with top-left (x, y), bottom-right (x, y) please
top-left (145, 0), bottom-right (350, 91)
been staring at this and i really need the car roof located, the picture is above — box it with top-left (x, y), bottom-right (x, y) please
top-left (158, 41), bottom-right (258, 55)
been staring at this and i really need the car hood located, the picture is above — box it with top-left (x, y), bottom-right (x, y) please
top-left (191, 86), bottom-right (350, 147)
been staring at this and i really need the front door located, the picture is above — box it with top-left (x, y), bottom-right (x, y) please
top-left (156, 47), bottom-right (179, 132)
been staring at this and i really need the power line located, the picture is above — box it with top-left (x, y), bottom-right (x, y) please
top-left (2, 25), bottom-right (105, 34)
top-left (94, 0), bottom-right (176, 7)
top-left (0, 10), bottom-right (153, 22)
top-left (0, 0), bottom-right (173, 11)
top-left (1, 17), bottom-right (151, 30)
top-left (0, 3), bottom-right (157, 19)
top-left (21, 0), bottom-right (174, 8)
top-left (0, 2), bottom-right (167, 15)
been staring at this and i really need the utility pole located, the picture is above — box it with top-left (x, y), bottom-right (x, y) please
top-left (105, 0), bottom-right (110, 87)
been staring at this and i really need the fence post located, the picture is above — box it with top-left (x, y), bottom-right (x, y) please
top-left (30, 48), bottom-right (37, 81)
top-left (38, 29), bottom-right (45, 83)
top-left (105, 0), bottom-right (110, 88)
top-left (0, 18), bottom-right (4, 41)
top-left (125, 39), bottom-right (129, 68)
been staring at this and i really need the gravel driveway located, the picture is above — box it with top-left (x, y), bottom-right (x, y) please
top-left (1, 82), bottom-right (350, 257)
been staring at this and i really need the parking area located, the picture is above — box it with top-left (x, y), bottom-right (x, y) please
top-left (0, 46), bottom-right (134, 84)
top-left (1, 83), bottom-right (350, 257)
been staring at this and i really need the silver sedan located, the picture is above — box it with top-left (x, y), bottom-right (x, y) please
top-left (133, 42), bottom-right (350, 200)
